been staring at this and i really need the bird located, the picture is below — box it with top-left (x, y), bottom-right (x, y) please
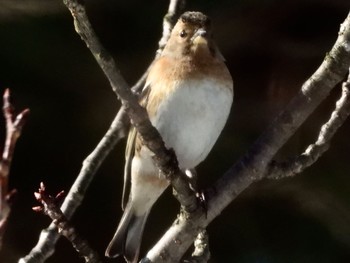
top-left (105, 11), bottom-right (233, 263)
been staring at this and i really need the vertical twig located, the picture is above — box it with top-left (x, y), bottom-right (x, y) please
top-left (157, 0), bottom-right (186, 55)
top-left (0, 89), bottom-right (29, 249)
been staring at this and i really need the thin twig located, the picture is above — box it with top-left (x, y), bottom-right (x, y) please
top-left (33, 183), bottom-right (103, 263)
top-left (0, 89), bottom-right (29, 250)
top-left (157, 0), bottom-right (186, 56)
top-left (268, 70), bottom-right (350, 179)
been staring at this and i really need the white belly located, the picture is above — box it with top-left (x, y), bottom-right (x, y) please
top-left (150, 78), bottom-right (233, 169)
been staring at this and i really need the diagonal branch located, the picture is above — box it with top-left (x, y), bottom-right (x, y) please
top-left (267, 70), bottom-right (350, 179)
top-left (20, 1), bottom-right (187, 262)
top-left (62, 0), bottom-right (197, 210)
top-left (33, 183), bottom-right (103, 263)
top-left (144, 11), bottom-right (350, 263)
top-left (19, 106), bottom-right (129, 263)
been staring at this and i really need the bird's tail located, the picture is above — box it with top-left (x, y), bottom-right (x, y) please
top-left (105, 204), bottom-right (149, 263)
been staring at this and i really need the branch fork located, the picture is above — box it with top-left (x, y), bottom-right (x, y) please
top-left (0, 88), bottom-right (29, 249)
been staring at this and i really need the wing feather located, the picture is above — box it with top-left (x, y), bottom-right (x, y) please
top-left (121, 83), bottom-right (152, 210)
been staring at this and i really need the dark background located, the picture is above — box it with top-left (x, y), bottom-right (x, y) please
top-left (1, 0), bottom-right (350, 262)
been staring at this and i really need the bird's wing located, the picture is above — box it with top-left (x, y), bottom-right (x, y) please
top-left (121, 82), bottom-right (152, 210)
top-left (122, 126), bottom-right (136, 210)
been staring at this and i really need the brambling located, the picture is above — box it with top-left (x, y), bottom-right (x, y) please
top-left (105, 11), bottom-right (233, 263)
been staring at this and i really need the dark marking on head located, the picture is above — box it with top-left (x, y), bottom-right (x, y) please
top-left (180, 11), bottom-right (211, 28)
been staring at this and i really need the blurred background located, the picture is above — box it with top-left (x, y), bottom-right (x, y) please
top-left (1, 0), bottom-right (350, 262)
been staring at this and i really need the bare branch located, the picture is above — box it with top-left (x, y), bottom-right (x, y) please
top-left (33, 183), bottom-right (103, 263)
top-left (0, 89), bottom-right (29, 250)
top-left (19, 107), bottom-right (128, 263)
top-left (1, 89), bottom-right (29, 193)
top-left (62, 0), bottom-right (197, 209)
top-left (268, 70), bottom-right (350, 179)
top-left (20, 1), bottom-right (188, 262)
top-left (144, 11), bottom-right (350, 263)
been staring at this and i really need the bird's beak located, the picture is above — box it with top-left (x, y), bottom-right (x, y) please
top-left (192, 28), bottom-right (208, 46)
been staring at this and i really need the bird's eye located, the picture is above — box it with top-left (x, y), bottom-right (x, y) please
top-left (179, 30), bottom-right (187, 38)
